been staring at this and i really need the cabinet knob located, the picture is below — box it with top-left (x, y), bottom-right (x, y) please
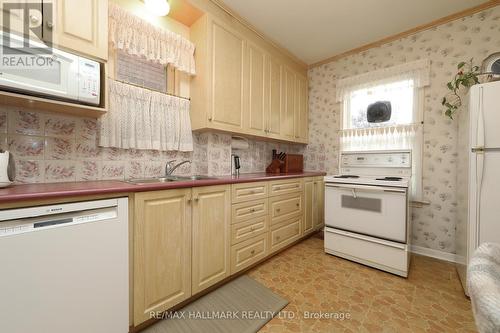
top-left (276, 236), bottom-right (281, 240)
top-left (250, 208), bottom-right (255, 212)
top-left (187, 199), bottom-right (192, 204)
top-left (208, 116), bottom-right (213, 121)
top-left (276, 208), bottom-right (281, 212)
top-left (194, 197), bottom-right (199, 202)
top-left (250, 250), bottom-right (255, 255)
top-left (296, 203), bottom-right (299, 207)
top-left (46, 21), bottom-right (54, 29)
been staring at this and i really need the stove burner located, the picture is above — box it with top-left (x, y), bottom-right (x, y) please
top-left (376, 177), bottom-right (403, 181)
top-left (334, 175), bottom-right (360, 179)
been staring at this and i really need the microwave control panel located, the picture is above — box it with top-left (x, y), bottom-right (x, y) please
top-left (78, 58), bottom-right (100, 105)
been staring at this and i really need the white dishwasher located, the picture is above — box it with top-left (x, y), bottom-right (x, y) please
top-left (0, 198), bottom-right (129, 333)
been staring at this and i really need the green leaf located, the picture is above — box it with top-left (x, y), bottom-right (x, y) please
top-left (447, 82), bottom-right (454, 90)
top-left (457, 62), bottom-right (466, 69)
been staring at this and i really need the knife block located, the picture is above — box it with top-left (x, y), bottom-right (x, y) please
top-left (266, 159), bottom-right (282, 174)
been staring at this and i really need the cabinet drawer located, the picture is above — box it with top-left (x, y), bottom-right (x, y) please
top-left (230, 233), bottom-right (268, 274)
top-left (269, 193), bottom-right (302, 225)
top-left (231, 215), bottom-right (268, 245)
top-left (269, 217), bottom-right (301, 254)
top-left (269, 178), bottom-right (303, 196)
top-left (232, 182), bottom-right (268, 203)
top-left (269, 178), bottom-right (303, 197)
top-left (231, 198), bottom-right (268, 224)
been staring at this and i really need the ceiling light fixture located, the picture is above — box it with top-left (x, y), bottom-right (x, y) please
top-left (144, 0), bottom-right (170, 16)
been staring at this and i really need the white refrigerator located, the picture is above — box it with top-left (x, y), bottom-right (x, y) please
top-left (456, 80), bottom-right (500, 295)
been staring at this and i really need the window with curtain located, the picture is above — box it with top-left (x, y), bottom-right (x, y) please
top-left (336, 59), bottom-right (430, 201)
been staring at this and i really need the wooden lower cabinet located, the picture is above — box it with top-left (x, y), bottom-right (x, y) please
top-left (192, 185), bottom-right (231, 294)
top-left (230, 233), bottom-right (268, 274)
top-left (303, 178), bottom-right (314, 235)
top-left (313, 177), bottom-right (325, 229)
top-left (131, 177), bottom-right (323, 327)
top-left (133, 189), bottom-right (192, 324)
top-left (269, 216), bottom-right (302, 254)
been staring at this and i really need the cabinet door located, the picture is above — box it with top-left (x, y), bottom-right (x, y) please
top-left (266, 56), bottom-right (282, 137)
top-left (210, 19), bottom-right (245, 131)
top-left (51, 0), bottom-right (108, 60)
top-left (246, 42), bottom-right (266, 135)
top-left (313, 178), bottom-right (325, 229)
top-left (303, 178), bottom-right (314, 235)
top-left (192, 185), bottom-right (231, 294)
top-left (295, 74), bottom-right (308, 142)
top-left (282, 66), bottom-right (296, 140)
top-left (0, 0), bottom-right (43, 40)
top-left (133, 189), bottom-right (192, 325)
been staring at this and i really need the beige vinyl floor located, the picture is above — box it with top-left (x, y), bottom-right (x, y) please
top-left (247, 235), bottom-right (476, 333)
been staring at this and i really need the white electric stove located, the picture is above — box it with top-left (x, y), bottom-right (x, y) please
top-left (324, 150), bottom-right (412, 277)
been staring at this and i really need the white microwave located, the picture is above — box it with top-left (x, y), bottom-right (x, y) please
top-left (0, 32), bottom-right (100, 106)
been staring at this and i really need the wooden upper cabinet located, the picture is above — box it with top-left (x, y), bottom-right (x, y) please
top-left (210, 18), bottom-right (245, 131)
top-left (295, 74), bottom-right (308, 142)
top-left (266, 55), bottom-right (282, 138)
top-left (192, 185), bottom-right (231, 294)
top-left (133, 189), bottom-right (192, 325)
top-left (50, 0), bottom-right (108, 60)
top-left (282, 66), bottom-right (296, 140)
top-left (245, 42), bottom-right (266, 135)
top-left (190, 14), bottom-right (308, 143)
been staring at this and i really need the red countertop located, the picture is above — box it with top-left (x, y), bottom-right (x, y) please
top-left (0, 172), bottom-right (326, 204)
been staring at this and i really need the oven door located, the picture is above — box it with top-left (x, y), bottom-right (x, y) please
top-left (0, 32), bottom-right (79, 102)
top-left (325, 182), bottom-right (407, 243)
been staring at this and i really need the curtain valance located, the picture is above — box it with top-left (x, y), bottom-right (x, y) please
top-left (99, 79), bottom-right (193, 152)
top-left (109, 3), bottom-right (196, 75)
top-left (336, 59), bottom-right (430, 102)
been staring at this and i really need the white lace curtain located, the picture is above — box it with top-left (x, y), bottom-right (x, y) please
top-left (336, 59), bottom-right (430, 103)
top-left (108, 2), bottom-right (196, 75)
top-left (340, 124), bottom-right (423, 199)
top-left (99, 79), bottom-right (193, 152)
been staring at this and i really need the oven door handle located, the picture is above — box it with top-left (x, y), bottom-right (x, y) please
top-left (325, 183), bottom-right (406, 194)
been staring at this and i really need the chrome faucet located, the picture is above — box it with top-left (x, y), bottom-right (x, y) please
top-left (165, 160), bottom-right (192, 176)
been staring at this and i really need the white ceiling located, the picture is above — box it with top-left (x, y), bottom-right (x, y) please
top-left (221, 0), bottom-right (489, 65)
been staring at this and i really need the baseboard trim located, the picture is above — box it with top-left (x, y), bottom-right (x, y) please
top-left (411, 245), bottom-right (456, 263)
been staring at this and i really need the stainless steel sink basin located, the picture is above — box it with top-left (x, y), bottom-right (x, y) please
top-left (125, 177), bottom-right (176, 185)
top-left (125, 175), bottom-right (215, 185)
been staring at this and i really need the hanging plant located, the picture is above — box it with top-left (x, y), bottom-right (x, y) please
top-left (442, 59), bottom-right (480, 119)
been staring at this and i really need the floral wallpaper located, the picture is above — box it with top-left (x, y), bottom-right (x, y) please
top-left (304, 7), bottom-right (500, 254)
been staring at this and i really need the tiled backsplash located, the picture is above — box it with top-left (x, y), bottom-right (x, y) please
top-left (0, 106), bottom-right (306, 184)
top-left (0, 106), bottom-right (193, 183)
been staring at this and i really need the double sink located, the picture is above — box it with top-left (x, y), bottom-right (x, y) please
top-left (125, 175), bottom-right (215, 185)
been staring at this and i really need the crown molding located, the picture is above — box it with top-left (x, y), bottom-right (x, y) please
top-left (309, 0), bottom-right (500, 69)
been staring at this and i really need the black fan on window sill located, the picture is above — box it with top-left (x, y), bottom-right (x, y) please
top-left (367, 101), bottom-right (392, 123)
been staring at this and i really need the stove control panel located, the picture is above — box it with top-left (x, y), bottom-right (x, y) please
top-left (341, 151), bottom-right (411, 168)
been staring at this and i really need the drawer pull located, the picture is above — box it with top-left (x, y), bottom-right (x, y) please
top-left (296, 203), bottom-right (299, 207)
top-left (187, 199), bottom-right (192, 204)
top-left (276, 208), bottom-right (281, 212)
top-left (276, 236), bottom-right (281, 240)
top-left (250, 208), bottom-right (256, 212)
top-left (250, 249), bottom-right (256, 255)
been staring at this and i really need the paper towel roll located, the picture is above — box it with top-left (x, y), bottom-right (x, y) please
top-left (231, 136), bottom-right (249, 150)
